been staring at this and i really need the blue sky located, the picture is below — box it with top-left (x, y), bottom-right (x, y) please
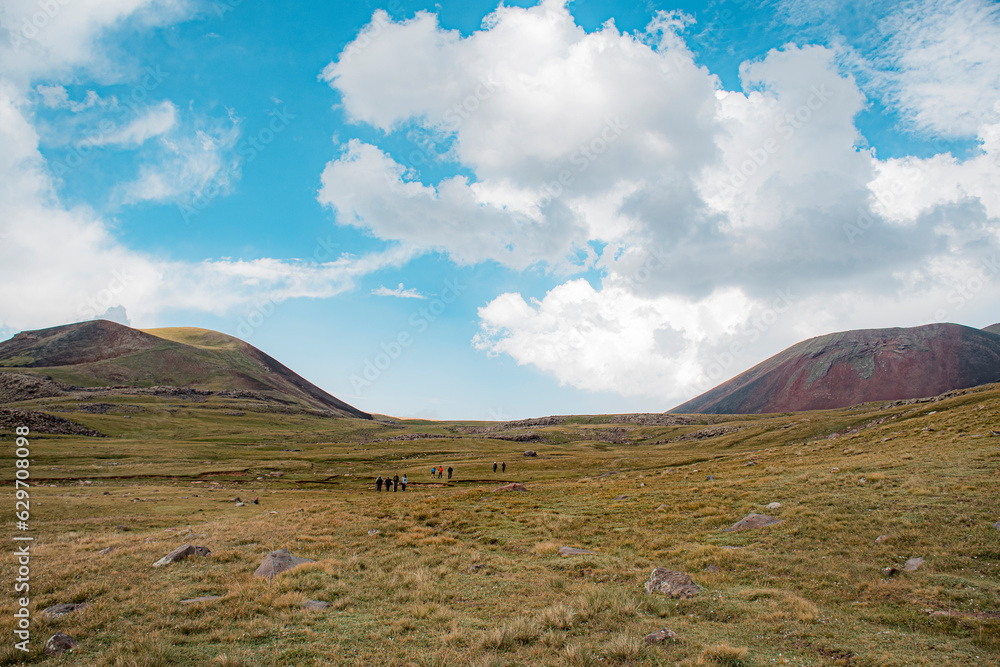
top-left (1, 0), bottom-right (999, 419)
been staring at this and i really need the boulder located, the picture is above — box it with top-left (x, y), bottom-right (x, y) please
top-left (904, 557), bottom-right (925, 572)
top-left (41, 603), bottom-right (87, 619)
top-left (644, 627), bottom-right (678, 645)
top-left (253, 549), bottom-right (315, 579)
top-left (302, 599), bottom-right (331, 611)
top-left (558, 546), bottom-right (596, 557)
top-left (723, 513), bottom-right (782, 533)
top-left (644, 568), bottom-right (700, 599)
top-left (153, 544), bottom-right (210, 567)
top-left (494, 483), bottom-right (527, 492)
top-left (44, 633), bottom-right (77, 656)
top-left (524, 450), bottom-right (537, 457)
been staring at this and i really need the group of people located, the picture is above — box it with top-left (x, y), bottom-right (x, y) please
top-left (375, 474), bottom-right (406, 492)
top-left (374, 461), bottom-right (509, 492)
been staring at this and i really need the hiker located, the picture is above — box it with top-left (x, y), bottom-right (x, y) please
top-left (502, 462), bottom-right (506, 473)
top-left (393, 474), bottom-right (399, 492)
top-left (493, 461), bottom-right (497, 473)
top-left (376, 475), bottom-right (383, 492)
top-left (401, 475), bottom-right (407, 491)
top-left (431, 466), bottom-right (436, 478)
top-left (438, 467), bottom-right (443, 479)
top-left (447, 466), bottom-right (453, 479)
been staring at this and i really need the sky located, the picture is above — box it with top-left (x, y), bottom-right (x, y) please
top-left (1, 0), bottom-right (999, 420)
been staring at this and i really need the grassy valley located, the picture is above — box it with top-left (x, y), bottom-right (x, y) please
top-left (0, 387), bottom-right (998, 665)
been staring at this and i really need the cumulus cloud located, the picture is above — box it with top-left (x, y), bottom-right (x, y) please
top-left (0, 0), bottom-right (408, 334)
top-left (324, 0), bottom-right (1000, 404)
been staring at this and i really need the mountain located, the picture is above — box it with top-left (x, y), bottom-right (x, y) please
top-left (670, 323), bottom-right (1000, 414)
top-left (0, 320), bottom-right (370, 419)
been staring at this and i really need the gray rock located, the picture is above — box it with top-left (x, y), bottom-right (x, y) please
top-left (41, 603), bottom-right (87, 619)
top-left (655, 503), bottom-right (667, 511)
top-left (180, 595), bottom-right (221, 604)
top-left (44, 632), bottom-right (77, 656)
top-left (706, 475), bottom-right (715, 481)
top-left (494, 483), bottom-right (528, 492)
top-left (993, 520), bottom-right (1000, 531)
top-left (153, 544), bottom-right (210, 567)
top-left (904, 557), bottom-right (925, 572)
top-left (523, 450), bottom-right (537, 457)
top-left (765, 502), bottom-right (783, 510)
top-left (644, 627), bottom-right (678, 645)
top-left (875, 534), bottom-right (889, 544)
top-left (723, 513), bottom-right (782, 533)
top-left (558, 546), bottom-right (596, 557)
top-left (302, 599), bottom-right (331, 611)
top-left (253, 549), bottom-right (315, 579)
top-left (881, 566), bottom-right (898, 577)
top-left (99, 546), bottom-right (114, 555)
top-left (367, 529), bottom-right (380, 536)
top-left (645, 568), bottom-right (700, 599)
top-left (704, 565), bottom-right (721, 573)
top-left (613, 494), bottom-right (629, 500)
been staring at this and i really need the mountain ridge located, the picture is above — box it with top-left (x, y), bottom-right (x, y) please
top-left (0, 320), bottom-right (371, 419)
top-left (671, 322), bottom-right (1000, 414)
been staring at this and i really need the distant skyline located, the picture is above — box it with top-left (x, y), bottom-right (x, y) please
top-left (1, 0), bottom-right (999, 419)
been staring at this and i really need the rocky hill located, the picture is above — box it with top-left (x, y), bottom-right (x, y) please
top-left (0, 320), bottom-right (370, 419)
top-left (671, 323), bottom-right (1000, 414)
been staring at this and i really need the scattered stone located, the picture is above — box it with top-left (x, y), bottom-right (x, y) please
top-left (613, 494), bottom-right (629, 500)
top-left (704, 565), bottom-right (721, 573)
top-left (645, 568), bottom-right (700, 599)
top-left (991, 430), bottom-right (1000, 436)
top-left (467, 563), bottom-right (487, 573)
top-left (904, 557), bottom-right (925, 572)
top-left (494, 483), bottom-right (528, 492)
top-left (114, 525), bottom-right (128, 531)
top-left (558, 546), bottom-right (596, 557)
top-left (152, 544), bottom-right (211, 567)
top-left (41, 603), bottom-right (88, 619)
top-left (644, 627), bottom-right (679, 645)
top-left (98, 546), bottom-right (114, 555)
top-left (524, 450), bottom-right (537, 457)
top-left (655, 503), bottom-right (667, 511)
top-left (881, 566), bottom-right (898, 577)
top-left (180, 595), bottom-right (221, 604)
top-left (766, 502), bottom-right (783, 510)
top-left (302, 599), bottom-right (331, 611)
top-left (253, 549), bottom-right (315, 579)
top-left (875, 534), bottom-right (889, 544)
top-left (723, 513), bottom-right (782, 533)
top-left (44, 632), bottom-right (78, 656)
top-left (706, 475), bottom-right (715, 481)
top-left (367, 529), bottom-right (379, 537)
top-left (830, 467), bottom-right (840, 473)
top-left (235, 502), bottom-right (245, 507)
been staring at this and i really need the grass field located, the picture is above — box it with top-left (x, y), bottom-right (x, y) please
top-left (0, 386), bottom-right (998, 665)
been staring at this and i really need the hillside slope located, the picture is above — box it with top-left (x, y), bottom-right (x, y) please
top-left (0, 320), bottom-right (370, 419)
top-left (671, 322), bottom-right (1000, 414)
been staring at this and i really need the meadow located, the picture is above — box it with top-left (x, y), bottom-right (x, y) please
top-left (0, 386), bottom-right (998, 666)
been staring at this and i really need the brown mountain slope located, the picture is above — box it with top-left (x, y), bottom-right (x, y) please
top-left (671, 323), bottom-right (1000, 414)
top-left (0, 321), bottom-right (370, 419)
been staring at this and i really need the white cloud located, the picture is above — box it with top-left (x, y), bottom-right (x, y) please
top-left (85, 99), bottom-right (176, 147)
top-left (0, 0), bottom-right (409, 333)
top-left (117, 112), bottom-right (241, 205)
top-left (323, 0), bottom-right (1000, 403)
top-left (877, 0), bottom-right (1000, 137)
top-left (372, 283), bottom-right (427, 299)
